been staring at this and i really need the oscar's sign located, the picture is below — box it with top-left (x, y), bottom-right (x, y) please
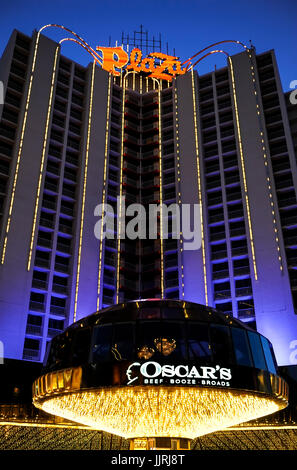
top-left (96, 46), bottom-right (187, 81)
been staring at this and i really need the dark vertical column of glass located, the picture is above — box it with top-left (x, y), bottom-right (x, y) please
top-left (120, 86), bottom-right (141, 301)
top-left (161, 85), bottom-right (179, 299)
top-left (140, 89), bottom-right (161, 299)
top-left (101, 83), bottom-right (122, 306)
top-left (0, 33), bottom-right (31, 235)
top-left (257, 52), bottom-right (297, 310)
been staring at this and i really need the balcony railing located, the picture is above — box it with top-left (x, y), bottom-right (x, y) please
top-left (142, 122), bottom-right (158, 132)
top-left (165, 259), bottom-right (178, 268)
top-left (62, 188), bottom-right (75, 199)
top-left (142, 163), bottom-right (159, 173)
top-left (103, 295), bottom-right (114, 305)
top-left (142, 193), bottom-right (159, 204)
top-left (56, 242), bottom-right (71, 254)
top-left (212, 269), bottom-right (229, 280)
top-left (54, 263), bottom-right (69, 273)
top-left (278, 197), bottom-right (297, 208)
top-left (235, 287), bottom-right (253, 297)
top-left (123, 176), bottom-right (139, 187)
top-left (123, 192), bottom-right (138, 203)
top-left (142, 262), bottom-right (160, 272)
top-left (37, 237), bottom-right (52, 248)
top-left (32, 279), bottom-right (48, 290)
top-left (285, 236), bottom-right (297, 246)
top-left (0, 163), bottom-right (10, 175)
top-left (52, 283), bottom-right (68, 294)
top-left (233, 266), bottom-right (250, 276)
top-left (232, 246), bottom-right (248, 257)
top-left (230, 228), bottom-right (246, 238)
top-left (103, 275), bottom-right (115, 285)
top-left (29, 301), bottom-right (45, 312)
top-left (163, 192), bottom-right (176, 201)
top-left (208, 197), bottom-right (223, 206)
top-left (46, 165), bottom-right (60, 176)
top-left (120, 260), bottom-right (139, 272)
top-left (124, 120), bottom-right (139, 131)
top-left (123, 147), bottom-right (139, 158)
top-left (210, 232), bottom-right (226, 242)
top-left (142, 280), bottom-right (160, 290)
top-left (212, 250), bottom-right (228, 260)
top-left (164, 240), bottom-right (177, 251)
top-left (47, 328), bottom-right (62, 339)
top-left (275, 179), bottom-right (294, 189)
top-left (42, 200), bottom-right (56, 211)
top-left (209, 213), bottom-right (224, 224)
top-left (120, 278), bottom-right (139, 290)
top-left (228, 210), bottom-right (244, 220)
top-left (58, 224), bottom-right (72, 235)
top-left (165, 278), bottom-right (179, 288)
top-left (124, 134), bottom-right (140, 145)
top-left (66, 155), bottom-right (78, 166)
top-left (26, 325), bottom-right (42, 336)
top-left (288, 257), bottom-right (297, 267)
top-left (214, 290), bottom-right (231, 300)
top-left (163, 176), bottom-right (176, 186)
top-left (50, 305), bottom-right (66, 316)
top-left (237, 308), bottom-right (255, 319)
top-left (39, 217), bottom-right (54, 228)
top-left (44, 181), bottom-right (58, 193)
top-left (104, 255), bottom-right (116, 266)
top-left (123, 161), bottom-right (139, 172)
top-left (60, 205), bottom-right (74, 216)
top-left (142, 135), bottom-right (159, 146)
top-left (282, 216), bottom-right (297, 227)
top-left (141, 178), bottom-right (159, 188)
top-left (142, 109), bottom-right (158, 119)
top-left (23, 348), bottom-right (40, 360)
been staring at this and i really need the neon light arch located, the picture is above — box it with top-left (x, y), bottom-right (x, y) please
top-left (39, 24), bottom-right (103, 65)
top-left (38, 24), bottom-right (248, 79)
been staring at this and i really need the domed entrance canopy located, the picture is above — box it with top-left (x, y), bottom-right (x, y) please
top-left (33, 300), bottom-right (288, 439)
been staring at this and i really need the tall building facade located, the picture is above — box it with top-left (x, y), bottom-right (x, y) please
top-left (0, 28), bottom-right (297, 365)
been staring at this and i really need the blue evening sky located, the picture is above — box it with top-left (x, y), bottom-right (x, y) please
top-left (0, 0), bottom-right (296, 91)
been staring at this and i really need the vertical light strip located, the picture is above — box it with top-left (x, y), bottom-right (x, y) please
top-left (27, 46), bottom-right (59, 271)
top-left (191, 70), bottom-right (208, 305)
top-left (73, 61), bottom-right (96, 322)
top-left (97, 73), bottom-right (112, 310)
top-left (157, 80), bottom-right (164, 299)
top-left (116, 76), bottom-right (126, 303)
top-left (1, 32), bottom-right (41, 264)
top-left (174, 84), bottom-right (184, 298)
top-left (247, 51), bottom-right (283, 273)
top-left (229, 57), bottom-right (258, 281)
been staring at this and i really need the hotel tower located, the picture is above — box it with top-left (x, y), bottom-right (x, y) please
top-left (0, 27), bottom-right (297, 366)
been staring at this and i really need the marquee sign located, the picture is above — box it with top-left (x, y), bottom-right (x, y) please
top-left (126, 361), bottom-right (232, 387)
top-left (96, 46), bottom-right (187, 81)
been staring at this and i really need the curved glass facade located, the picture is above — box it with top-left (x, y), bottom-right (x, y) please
top-left (45, 300), bottom-right (278, 375)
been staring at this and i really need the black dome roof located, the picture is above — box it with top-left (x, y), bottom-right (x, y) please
top-left (71, 299), bottom-right (254, 331)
